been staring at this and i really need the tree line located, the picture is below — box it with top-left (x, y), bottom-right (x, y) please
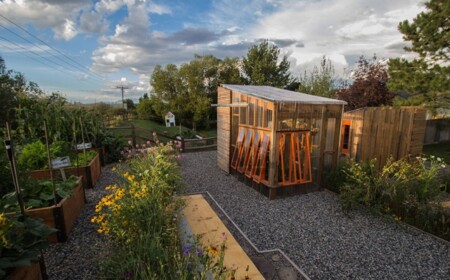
top-left (141, 0), bottom-right (448, 129)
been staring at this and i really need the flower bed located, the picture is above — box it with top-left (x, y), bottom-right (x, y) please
top-left (91, 141), bottom-right (233, 279)
top-left (5, 177), bottom-right (84, 243)
top-left (31, 152), bottom-right (101, 188)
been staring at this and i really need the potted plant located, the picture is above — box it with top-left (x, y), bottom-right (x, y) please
top-left (0, 213), bottom-right (55, 279)
top-left (1, 176), bottom-right (85, 243)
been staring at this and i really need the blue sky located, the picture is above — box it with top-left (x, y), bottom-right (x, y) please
top-left (0, 0), bottom-right (424, 103)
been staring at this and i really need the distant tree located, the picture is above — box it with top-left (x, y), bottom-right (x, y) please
top-left (139, 93), bottom-right (149, 102)
top-left (125, 99), bottom-right (135, 110)
top-left (242, 40), bottom-right (293, 88)
top-left (93, 102), bottom-right (112, 115)
top-left (217, 57), bottom-right (243, 85)
top-left (136, 98), bottom-right (160, 120)
top-left (0, 57), bottom-right (18, 124)
top-left (298, 56), bottom-right (336, 97)
top-left (388, 0), bottom-right (449, 112)
top-left (337, 56), bottom-right (394, 111)
top-left (150, 55), bottom-right (241, 130)
top-left (0, 56), bottom-right (43, 126)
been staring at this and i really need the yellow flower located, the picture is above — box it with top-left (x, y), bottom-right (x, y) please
top-left (207, 245), bottom-right (219, 256)
top-left (97, 228), bottom-right (103, 233)
top-left (111, 166), bottom-right (116, 171)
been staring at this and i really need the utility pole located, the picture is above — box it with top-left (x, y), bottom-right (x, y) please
top-left (116, 86), bottom-right (128, 109)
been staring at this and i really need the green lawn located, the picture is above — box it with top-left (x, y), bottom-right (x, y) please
top-left (423, 141), bottom-right (450, 164)
top-left (109, 119), bottom-right (217, 141)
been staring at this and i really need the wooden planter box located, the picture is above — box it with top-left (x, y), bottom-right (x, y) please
top-left (7, 261), bottom-right (45, 280)
top-left (31, 153), bottom-right (101, 189)
top-left (96, 146), bottom-right (106, 166)
top-left (7, 178), bottom-right (85, 243)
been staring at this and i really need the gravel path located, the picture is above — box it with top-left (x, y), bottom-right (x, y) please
top-left (180, 151), bottom-right (450, 280)
top-left (43, 166), bottom-right (116, 280)
top-left (42, 152), bottom-right (450, 280)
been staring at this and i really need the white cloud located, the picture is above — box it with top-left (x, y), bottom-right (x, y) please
top-left (0, 0), bottom-right (92, 39)
top-left (54, 19), bottom-right (78, 41)
top-left (247, 0), bottom-right (424, 73)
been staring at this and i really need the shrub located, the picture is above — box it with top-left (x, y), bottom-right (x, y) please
top-left (324, 159), bottom-right (351, 193)
top-left (339, 156), bottom-right (450, 240)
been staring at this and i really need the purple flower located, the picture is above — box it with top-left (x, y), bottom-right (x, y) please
top-left (183, 244), bottom-right (191, 255)
top-left (146, 140), bottom-right (151, 145)
top-left (196, 246), bottom-right (203, 257)
top-left (124, 271), bottom-right (133, 279)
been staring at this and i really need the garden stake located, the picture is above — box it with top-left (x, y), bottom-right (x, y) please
top-left (79, 117), bottom-right (87, 163)
top-left (4, 122), bottom-right (25, 215)
top-left (44, 120), bottom-right (58, 206)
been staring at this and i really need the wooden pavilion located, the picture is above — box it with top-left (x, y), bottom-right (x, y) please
top-left (216, 84), bottom-right (347, 199)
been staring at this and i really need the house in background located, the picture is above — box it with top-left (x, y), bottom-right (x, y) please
top-left (165, 111), bottom-right (176, 127)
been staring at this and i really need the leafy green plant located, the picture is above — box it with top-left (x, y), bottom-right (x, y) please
top-left (0, 176), bottom-right (79, 211)
top-left (17, 140), bottom-right (47, 171)
top-left (324, 159), bottom-right (351, 193)
top-left (339, 155), bottom-right (450, 240)
top-left (0, 146), bottom-right (13, 198)
top-left (72, 150), bottom-right (97, 167)
top-left (339, 158), bottom-right (381, 211)
top-left (0, 213), bottom-right (56, 278)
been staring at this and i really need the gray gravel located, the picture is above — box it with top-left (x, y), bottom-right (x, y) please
top-left (180, 151), bottom-right (450, 280)
top-left (43, 166), bottom-right (116, 280)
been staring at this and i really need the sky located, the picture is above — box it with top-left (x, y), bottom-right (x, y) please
top-left (0, 0), bottom-right (425, 103)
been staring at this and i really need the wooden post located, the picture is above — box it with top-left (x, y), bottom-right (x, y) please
top-left (317, 106), bottom-right (328, 190)
top-left (131, 123), bottom-right (136, 146)
top-left (268, 105), bottom-right (278, 189)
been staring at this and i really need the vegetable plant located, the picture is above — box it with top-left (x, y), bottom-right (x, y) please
top-left (0, 176), bottom-right (80, 211)
top-left (0, 213), bottom-right (55, 278)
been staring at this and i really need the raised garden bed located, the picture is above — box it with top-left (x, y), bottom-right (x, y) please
top-left (8, 259), bottom-right (46, 280)
top-left (31, 153), bottom-right (101, 189)
top-left (7, 177), bottom-right (85, 243)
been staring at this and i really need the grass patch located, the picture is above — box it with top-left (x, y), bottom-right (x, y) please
top-left (109, 119), bottom-right (217, 139)
top-left (423, 141), bottom-right (450, 164)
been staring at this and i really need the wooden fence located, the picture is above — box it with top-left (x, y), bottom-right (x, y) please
top-left (343, 107), bottom-right (427, 168)
top-left (107, 124), bottom-right (217, 152)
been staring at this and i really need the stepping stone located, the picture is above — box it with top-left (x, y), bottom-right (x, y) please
top-left (278, 267), bottom-right (298, 280)
top-left (272, 254), bottom-right (281, 262)
top-left (251, 256), bottom-right (276, 280)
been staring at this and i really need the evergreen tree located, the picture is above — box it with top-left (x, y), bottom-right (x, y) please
top-left (388, 0), bottom-right (449, 112)
top-left (242, 40), bottom-right (293, 88)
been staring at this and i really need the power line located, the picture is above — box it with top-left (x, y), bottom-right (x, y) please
top-left (0, 14), bottom-right (105, 83)
top-left (0, 36), bottom-right (102, 87)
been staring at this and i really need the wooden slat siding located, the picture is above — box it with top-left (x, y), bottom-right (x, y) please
top-left (343, 107), bottom-right (427, 169)
top-left (217, 86), bottom-right (232, 173)
top-left (317, 105), bottom-right (329, 189)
